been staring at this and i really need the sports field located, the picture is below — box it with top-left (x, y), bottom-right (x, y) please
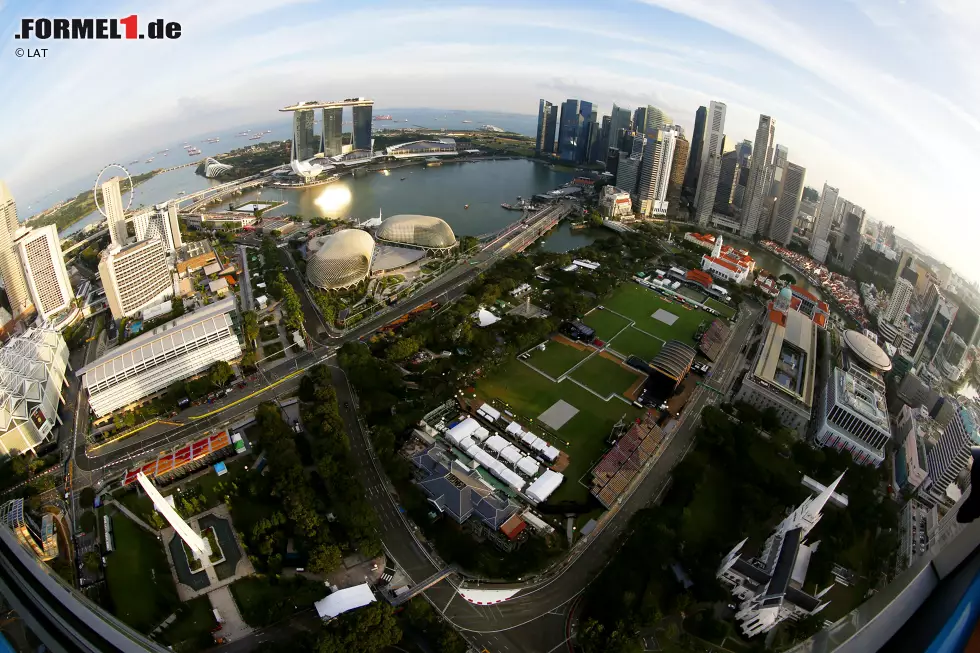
top-left (608, 326), bottom-right (664, 361)
top-left (602, 284), bottom-right (711, 343)
top-left (525, 340), bottom-right (591, 378)
top-left (582, 309), bottom-right (631, 340)
top-left (706, 297), bottom-right (737, 318)
top-left (570, 355), bottom-right (644, 397)
top-left (477, 361), bottom-right (641, 504)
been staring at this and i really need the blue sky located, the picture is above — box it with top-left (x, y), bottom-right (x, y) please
top-left (1, 0), bottom-right (978, 280)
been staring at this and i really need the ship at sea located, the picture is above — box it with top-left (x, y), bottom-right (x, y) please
top-left (249, 133), bottom-right (263, 140)
top-left (145, 157), bottom-right (154, 163)
top-left (461, 120), bottom-right (472, 123)
top-left (374, 115), bottom-right (393, 121)
top-left (187, 147), bottom-right (201, 156)
top-left (206, 137), bottom-right (220, 143)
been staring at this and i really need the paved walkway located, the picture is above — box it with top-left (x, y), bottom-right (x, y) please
top-left (209, 585), bottom-right (253, 642)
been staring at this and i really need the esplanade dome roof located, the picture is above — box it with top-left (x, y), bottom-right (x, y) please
top-left (377, 214), bottom-right (456, 249)
top-left (307, 229), bottom-right (375, 290)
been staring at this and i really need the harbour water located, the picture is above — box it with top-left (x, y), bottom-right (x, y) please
top-left (234, 159), bottom-right (577, 241)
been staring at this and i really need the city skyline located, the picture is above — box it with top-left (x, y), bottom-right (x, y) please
top-left (1, 0), bottom-right (978, 280)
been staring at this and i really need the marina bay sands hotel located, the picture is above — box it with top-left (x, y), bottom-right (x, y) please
top-left (280, 98), bottom-right (374, 161)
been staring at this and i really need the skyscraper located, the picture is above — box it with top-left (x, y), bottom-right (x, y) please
top-left (840, 208), bottom-right (866, 270)
top-left (557, 99), bottom-right (594, 164)
top-left (14, 225), bottom-right (72, 320)
top-left (683, 106), bottom-right (708, 194)
top-left (767, 144), bottom-right (789, 198)
top-left (639, 105), bottom-right (670, 133)
top-left (597, 115), bottom-right (611, 163)
top-left (740, 115), bottom-right (776, 238)
top-left (633, 107), bottom-right (648, 137)
top-left (667, 134), bottom-right (690, 206)
top-left (637, 129), bottom-right (677, 217)
top-left (736, 139), bottom-right (752, 168)
top-left (769, 162), bottom-right (806, 245)
top-left (713, 150), bottom-right (741, 214)
top-left (913, 290), bottom-right (957, 366)
top-left (925, 403), bottom-right (980, 500)
top-left (809, 182), bottom-right (839, 261)
top-left (292, 109), bottom-right (317, 160)
top-left (694, 101), bottom-right (727, 226)
top-left (101, 176), bottom-right (128, 248)
top-left (883, 278), bottom-right (914, 325)
top-left (0, 182), bottom-right (32, 319)
top-left (351, 104), bottom-right (373, 151)
top-left (607, 104), bottom-right (632, 153)
top-left (321, 107), bottom-right (344, 157)
top-left (585, 109), bottom-right (601, 163)
top-left (535, 99), bottom-right (557, 155)
top-left (617, 151), bottom-right (643, 195)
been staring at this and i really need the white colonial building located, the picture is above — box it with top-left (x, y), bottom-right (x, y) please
top-left (717, 474), bottom-right (844, 637)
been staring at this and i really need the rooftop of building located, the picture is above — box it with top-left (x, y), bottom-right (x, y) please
top-left (843, 329), bottom-right (893, 372)
top-left (753, 308), bottom-right (818, 407)
top-left (835, 366), bottom-right (890, 430)
top-left (77, 297), bottom-right (237, 380)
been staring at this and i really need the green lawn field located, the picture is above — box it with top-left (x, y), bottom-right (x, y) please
top-left (104, 511), bottom-right (179, 632)
top-left (583, 309), bottom-right (631, 340)
top-left (608, 326), bottom-right (665, 362)
top-left (706, 297), bottom-right (737, 318)
top-left (477, 360), bottom-right (641, 504)
top-left (570, 355), bottom-right (644, 397)
top-left (602, 284), bottom-right (711, 344)
top-left (525, 340), bottom-right (591, 378)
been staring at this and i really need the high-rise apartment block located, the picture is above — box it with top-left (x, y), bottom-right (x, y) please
top-left (99, 240), bottom-right (174, 320)
top-left (535, 99), bottom-right (557, 155)
top-left (809, 182), bottom-right (839, 261)
top-left (683, 106), bottom-right (708, 194)
top-left (637, 129), bottom-right (677, 217)
top-left (925, 402), bottom-right (980, 504)
top-left (882, 278), bottom-right (914, 325)
top-left (769, 162), bottom-right (806, 246)
top-left (740, 115), bottom-right (776, 238)
top-left (14, 225), bottom-right (73, 321)
top-left (0, 182), bottom-right (33, 319)
top-left (101, 176), bottom-right (129, 248)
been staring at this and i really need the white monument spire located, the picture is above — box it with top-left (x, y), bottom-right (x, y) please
top-left (137, 472), bottom-right (210, 563)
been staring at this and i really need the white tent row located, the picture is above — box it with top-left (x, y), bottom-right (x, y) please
top-left (525, 470), bottom-right (564, 504)
top-left (517, 456), bottom-right (540, 477)
top-left (520, 431), bottom-right (538, 446)
top-left (485, 435), bottom-right (509, 454)
top-left (458, 436), bottom-right (475, 451)
top-left (528, 436), bottom-right (547, 452)
top-left (479, 403), bottom-right (501, 421)
top-left (505, 421), bottom-right (523, 436)
top-left (500, 445), bottom-right (523, 465)
top-left (472, 426), bottom-right (490, 442)
top-left (465, 444), bottom-right (525, 492)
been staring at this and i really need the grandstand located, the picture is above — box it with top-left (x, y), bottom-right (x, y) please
top-left (591, 412), bottom-right (665, 508)
top-left (121, 431), bottom-right (234, 486)
top-left (698, 319), bottom-right (731, 362)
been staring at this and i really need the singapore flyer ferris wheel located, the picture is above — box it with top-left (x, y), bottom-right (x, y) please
top-left (93, 163), bottom-right (135, 219)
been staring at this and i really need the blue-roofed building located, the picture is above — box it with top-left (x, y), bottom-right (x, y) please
top-left (411, 445), bottom-right (518, 531)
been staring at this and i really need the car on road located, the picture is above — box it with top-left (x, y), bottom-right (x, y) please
top-left (344, 402), bottom-right (350, 410)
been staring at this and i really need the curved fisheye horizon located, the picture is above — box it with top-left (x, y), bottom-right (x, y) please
top-left (1, 2), bottom-right (980, 653)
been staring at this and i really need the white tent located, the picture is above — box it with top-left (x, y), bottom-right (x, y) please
top-left (314, 584), bottom-right (376, 620)
top-left (485, 435), bottom-right (509, 453)
top-left (500, 445), bottom-right (523, 465)
top-left (541, 445), bottom-right (560, 462)
top-left (473, 308), bottom-right (500, 327)
top-left (446, 418), bottom-right (480, 446)
top-left (505, 421), bottom-right (524, 436)
top-left (526, 470), bottom-right (564, 504)
top-left (517, 457), bottom-right (540, 477)
top-left (472, 426), bottom-right (490, 442)
top-left (479, 404), bottom-right (501, 421)
top-left (529, 437), bottom-right (546, 452)
top-left (520, 432), bottom-right (537, 446)
top-left (458, 436), bottom-right (475, 451)
top-left (498, 468), bottom-right (525, 492)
